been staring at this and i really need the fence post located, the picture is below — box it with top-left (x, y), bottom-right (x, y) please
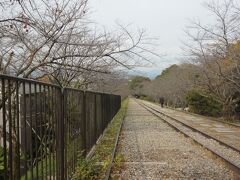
top-left (59, 88), bottom-right (65, 180)
top-left (94, 93), bottom-right (97, 142)
top-left (82, 92), bottom-right (87, 157)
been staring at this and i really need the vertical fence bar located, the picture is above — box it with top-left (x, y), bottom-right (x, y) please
top-left (34, 83), bottom-right (39, 180)
top-left (55, 88), bottom-right (60, 180)
top-left (69, 91), bottom-right (71, 176)
top-left (55, 88), bottom-right (59, 179)
top-left (101, 94), bottom-right (104, 133)
top-left (7, 80), bottom-right (13, 179)
top-left (2, 79), bottom-right (7, 179)
top-left (0, 75), bottom-right (121, 180)
top-left (85, 92), bottom-right (90, 152)
top-left (94, 93), bottom-right (97, 143)
top-left (82, 92), bottom-right (86, 157)
top-left (28, 83), bottom-right (33, 180)
top-left (96, 93), bottom-right (102, 138)
top-left (101, 94), bottom-right (104, 134)
top-left (60, 89), bottom-right (65, 180)
top-left (22, 82), bottom-right (28, 180)
top-left (51, 87), bottom-right (57, 179)
top-left (16, 81), bottom-right (21, 179)
top-left (64, 91), bottom-right (67, 179)
top-left (51, 87), bottom-right (58, 180)
top-left (47, 86), bottom-right (52, 180)
top-left (39, 84), bottom-right (44, 180)
top-left (43, 85), bottom-right (48, 179)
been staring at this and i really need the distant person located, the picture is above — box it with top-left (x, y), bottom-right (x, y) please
top-left (159, 97), bottom-right (164, 108)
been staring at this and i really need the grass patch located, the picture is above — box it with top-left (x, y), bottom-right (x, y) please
top-left (110, 153), bottom-right (125, 179)
top-left (20, 153), bottom-right (56, 180)
top-left (72, 155), bottom-right (100, 180)
top-left (72, 98), bottom-right (129, 179)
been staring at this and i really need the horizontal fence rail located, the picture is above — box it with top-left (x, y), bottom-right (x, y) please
top-left (0, 74), bottom-right (121, 180)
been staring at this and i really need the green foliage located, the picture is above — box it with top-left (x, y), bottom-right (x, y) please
top-left (186, 90), bottom-right (222, 117)
top-left (0, 147), bottom-right (4, 179)
top-left (155, 64), bottom-right (178, 79)
top-left (21, 156), bottom-right (56, 180)
top-left (233, 92), bottom-right (240, 117)
top-left (73, 99), bottom-right (129, 179)
top-left (129, 76), bottom-right (150, 90)
top-left (139, 95), bottom-right (154, 102)
top-left (72, 155), bottom-right (101, 180)
top-left (110, 153), bottom-right (124, 179)
top-left (113, 153), bottom-right (124, 170)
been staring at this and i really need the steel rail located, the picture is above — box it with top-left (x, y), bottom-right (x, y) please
top-left (104, 112), bottom-right (126, 180)
top-left (141, 101), bottom-right (240, 153)
top-left (166, 105), bottom-right (240, 128)
top-left (137, 100), bottom-right (240, 175)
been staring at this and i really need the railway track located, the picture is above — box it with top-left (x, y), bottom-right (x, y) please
top-left (104, 110), bottom-right (126, 180)
top-left (105, 99), bottom-right (240, 179)
top-left (137, 100), bottom-right (240, 175)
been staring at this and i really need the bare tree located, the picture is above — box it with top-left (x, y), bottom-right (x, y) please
top-left (0, 1), bottom-right (160, 178)
top-left (0, 0), bottom-right (158, 87)
top-left (184, 0), bottom-right (240, 117)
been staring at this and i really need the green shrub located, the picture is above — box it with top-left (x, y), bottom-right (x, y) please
top-left (72, 155), bottom-right (101, 180)
top-left (129, 76), bottom-right (150, 90)
top-left (186, 90), bottom-right (222, 117)
top-left (233, 92), bottom-right (240, 118)
top-left (0, 147), bottom-right (4, 179)
top-left (73, 99), bottom-right (129, 179)
top-left (139, 95), bottom-right (154, 102)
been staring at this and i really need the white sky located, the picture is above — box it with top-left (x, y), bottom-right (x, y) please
top-left (89, 0), bottom-right (215, 78)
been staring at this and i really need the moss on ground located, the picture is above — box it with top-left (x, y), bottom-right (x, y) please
top-left (73, 98), bottom-right (129, 179)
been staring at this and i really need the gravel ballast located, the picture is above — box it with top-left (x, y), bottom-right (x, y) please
top-left (115, 99), bottom-right (239, 179)
top-left (142, 100), bottom-right (240, 168)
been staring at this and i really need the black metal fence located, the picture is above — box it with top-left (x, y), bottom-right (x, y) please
top-left (0, 74), bottom-right (121, 180)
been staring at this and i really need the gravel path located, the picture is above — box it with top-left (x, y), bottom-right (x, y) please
top-left (116, 99), bottom-right (239, 179)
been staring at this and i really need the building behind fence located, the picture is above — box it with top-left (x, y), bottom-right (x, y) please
top-left (0, 74), bottom-right (121, 180)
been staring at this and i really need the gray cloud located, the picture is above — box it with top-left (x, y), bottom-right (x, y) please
top-left (89, 0), bottom-right (216, 77)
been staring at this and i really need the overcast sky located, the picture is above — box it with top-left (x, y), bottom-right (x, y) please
top-left (89, 0), bottom-right (215, 78)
